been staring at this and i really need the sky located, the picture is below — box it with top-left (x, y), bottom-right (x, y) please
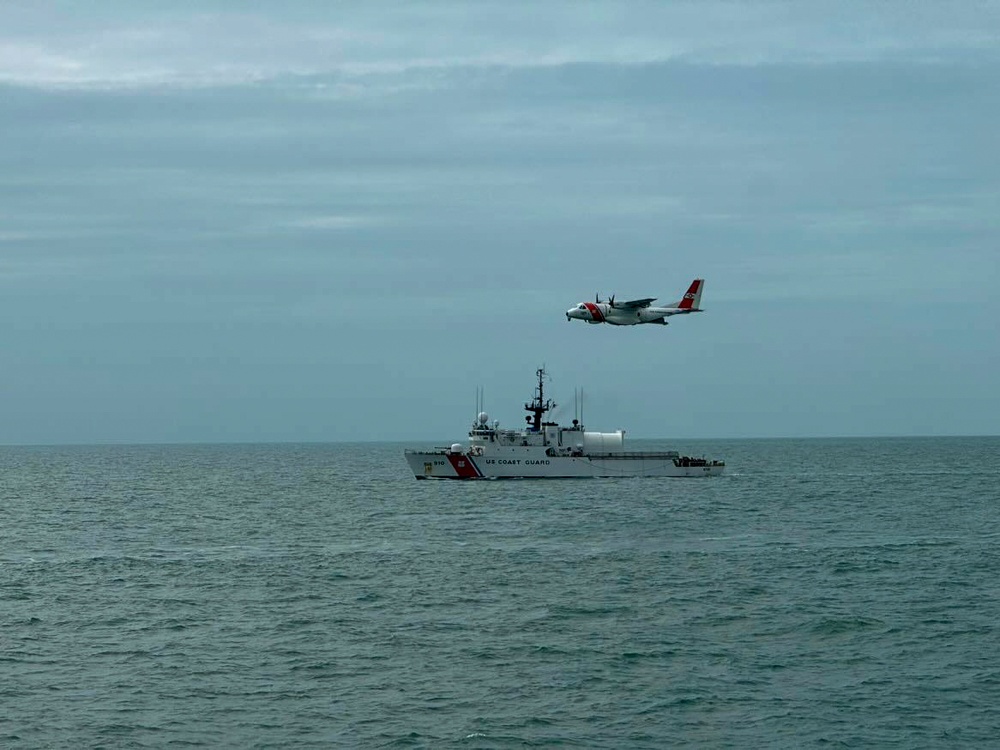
top-left (1, 1), bottom-right (998, 443)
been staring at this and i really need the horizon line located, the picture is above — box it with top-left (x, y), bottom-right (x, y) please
top-left (1, 433), bottom-right (998, 449)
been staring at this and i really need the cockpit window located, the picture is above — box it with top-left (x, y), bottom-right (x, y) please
top-left (578, 304), bottom-right (586, 310)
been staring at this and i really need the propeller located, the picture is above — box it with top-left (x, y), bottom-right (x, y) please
top-left (609, 294), bottom-right (615, 308)
top-left (595, 293), bottom-right (601, 304)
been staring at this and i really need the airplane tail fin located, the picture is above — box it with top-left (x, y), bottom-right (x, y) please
top-left (675, 279), bottom-right (704, 310)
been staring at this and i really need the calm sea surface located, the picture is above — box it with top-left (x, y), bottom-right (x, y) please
top-left (2, 437), bottom-right (999, 748)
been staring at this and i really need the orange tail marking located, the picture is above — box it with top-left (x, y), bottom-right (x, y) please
top-left (678, 280), bottom-right (701, 310)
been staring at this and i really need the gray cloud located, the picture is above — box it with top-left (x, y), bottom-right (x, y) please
top-left (2, 2), bottom-right (998, 89)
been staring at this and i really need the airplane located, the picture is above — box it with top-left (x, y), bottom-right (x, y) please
top-left (566, 279), bottom-right (705, 326)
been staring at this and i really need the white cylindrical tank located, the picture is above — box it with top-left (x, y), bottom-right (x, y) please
top-left (582, 430), bottom-right (624, 453)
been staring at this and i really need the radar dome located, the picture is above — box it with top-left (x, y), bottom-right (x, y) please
top-left (478, 412), bottom-right (489, 424)
top-left (450, 443), bottom-right (463, 454)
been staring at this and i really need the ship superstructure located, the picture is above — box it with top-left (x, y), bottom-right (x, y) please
top-left (404, 367), bottom-right (724, 479)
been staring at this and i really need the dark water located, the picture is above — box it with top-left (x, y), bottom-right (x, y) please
top-left (2, 437), bottom-right (999, 748)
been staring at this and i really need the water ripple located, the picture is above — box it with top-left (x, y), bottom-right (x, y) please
top-left (1, 438), bottom-right (999, 747)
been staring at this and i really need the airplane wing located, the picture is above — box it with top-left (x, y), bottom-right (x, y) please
top-left (616, 297), bottom-right (657, 309)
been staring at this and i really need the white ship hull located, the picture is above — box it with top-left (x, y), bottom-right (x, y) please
top-left (405, 446), bottom-right (724, 479)
top-left (404, 367), bottom-right (725, 480)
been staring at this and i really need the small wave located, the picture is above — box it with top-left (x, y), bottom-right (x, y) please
top-left (547, 603), bottom-right (633, 619)
top-left (532, 644), bottom-right (572, 655)
top-left (810, 616), bottom-right (885, 635)
top-left (375, 731), bottom-right (432, 747)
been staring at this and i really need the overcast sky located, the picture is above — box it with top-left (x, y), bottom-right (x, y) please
top-left (2, 1), bottom-right (998, 443)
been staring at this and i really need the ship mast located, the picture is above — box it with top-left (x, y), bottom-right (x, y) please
top-left (524, 366), bottom-right (554, 431)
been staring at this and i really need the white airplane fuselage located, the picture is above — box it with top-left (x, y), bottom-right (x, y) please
top-left (566, 303), bottom-right (689, 325)
top-left (566, 279), bottom-right (706, 326)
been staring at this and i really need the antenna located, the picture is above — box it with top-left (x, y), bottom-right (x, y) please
top-left (524, 365), bottom-right (554, 432)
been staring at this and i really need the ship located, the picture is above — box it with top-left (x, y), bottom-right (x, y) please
top-left (404, 367), bottom-right (724, 479)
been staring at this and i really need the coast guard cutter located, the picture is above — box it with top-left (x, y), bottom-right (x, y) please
top-left (404, 367), bottom-right (724, 479)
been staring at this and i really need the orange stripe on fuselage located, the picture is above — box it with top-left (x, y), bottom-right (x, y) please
top-left (583, 302), bottom-right (605, 322)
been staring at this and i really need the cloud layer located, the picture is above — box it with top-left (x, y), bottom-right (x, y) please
top-left (3, 2), bottom-right (999, 89)
top-left (1, 1), bottom-right (998, 442)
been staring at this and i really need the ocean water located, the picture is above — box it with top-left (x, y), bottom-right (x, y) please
top-left (2, 437), bottom-right (999, 748)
